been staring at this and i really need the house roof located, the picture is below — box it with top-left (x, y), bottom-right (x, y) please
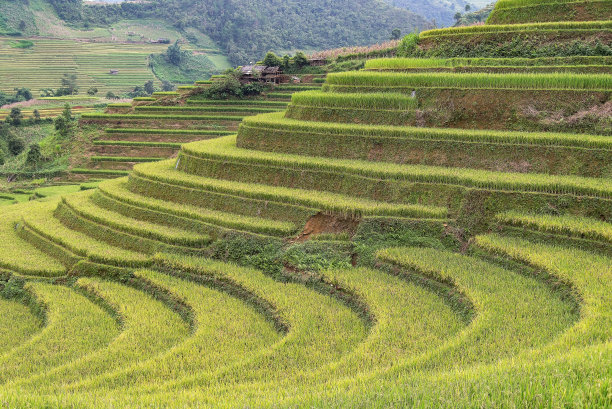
top-left (240, 65), bottom-right (281, 75)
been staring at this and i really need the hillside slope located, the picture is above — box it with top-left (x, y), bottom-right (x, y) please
top-left (34, 0), bottom-right (432, 65)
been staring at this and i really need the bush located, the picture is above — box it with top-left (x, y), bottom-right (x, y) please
top-left (202, 70), bottom-right (268, 99)
top-left (8, 108), bottom-right (23, 126)
top-left (25, 143), bottom-right (43, 167)
top-left (263, 52), bottom-right (282, 67)
top-left (8, 135), bottom-right (24, 156)
top-left (397, 33), bottom-right (419, 57)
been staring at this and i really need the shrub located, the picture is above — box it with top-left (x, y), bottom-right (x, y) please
top-left (397, 33), bottom-right (419, 57)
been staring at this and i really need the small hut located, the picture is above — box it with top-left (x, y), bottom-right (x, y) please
top-left (308, 57), bottom-right (327, 66)
top-left (240, 65), bottom-right (284, 84)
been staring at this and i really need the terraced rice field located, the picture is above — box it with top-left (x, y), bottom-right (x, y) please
top-left (0, 37), bottom-right (167, 94)
top-left (73, 82), bottom-right (317, 177)
top-left (0, 8), bottom-right (610, 408)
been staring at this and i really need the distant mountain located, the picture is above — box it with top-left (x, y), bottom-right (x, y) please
top-left (40, 0), bottom-right (433, 65)
top-left (386, 0), bottom-right (476, 27)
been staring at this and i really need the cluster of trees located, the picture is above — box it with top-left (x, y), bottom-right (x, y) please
top-left (125, 80), bottom-right (174, 98)
top-left (48, 0), bottom-right (430, 65)
top-left (0, 89), bottom-right (33, 107)
top-left (201, 69), bottom-right (268, 100)
top-left (40, 74), bottom-right (79, 97)
top-left (0, 104), bottom-right (75, 169)
top-left (454, 3), bottom-right (494, 26)
top-left (262, 52), bottom-right (309, 72)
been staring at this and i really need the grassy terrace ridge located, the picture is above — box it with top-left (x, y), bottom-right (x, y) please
top-left (134, 106), bottom-right (280, 113)
top-left (265, 93), bottom-right (293, 99)
top-left (376, 246), bottom-right (576, 370)
top-left (81, 113), bottom-right (246, 121)
top-left (0, 283), bottom-right (119, 383)
top-left (486, 0), bottom-right (612, 24)
top-left (364, 56), bottom-right (612, 69)
top-left (136, 255), bottom-right (367, 391)
top-left (240, 112), bottom-right (612, 149)
top-left (0, 203), bottom-right (67, 277)
top-left (323, 71), bottom-right (612, 90)
top-left (21, 200), bottom-right (151, 267)
top-left (70, 169), bottom-right (130, 176)
top-left (0, 298), bottom-right (41, 353)
top-left (133, 160), bottom-right (448, 219)
top-left (94, 141), bottom-right (183, 148)
top-left (290, 91), bottom-right (417, 110)
top-left (14, 277), bottom-right (190, 393)
top-left (497, 211), bottom-right (612, 243)
top-left (74, 267), bottom-right (283, 392)
top-left (91, 156), bottom-right (166, 163)
top-left (473, 234), bottom-right (612, 352)
top-left (493, 0), bottom-right (605, 10)
top-left (419, 19), bottom-right (612, 37)
top-left (97, 178), bottom-right (297, 237)
top-left (180, 135), bottom-right (612, 199)
top-left (105, 128), bottom-right (234, 135)
top-left (62, 191), bottom-right (210, 247)
top-left (185, 100), bottom-right (289, 107)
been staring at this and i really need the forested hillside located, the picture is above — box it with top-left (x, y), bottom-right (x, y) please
top-left (40, 0), bottom-right (432, 65)
top-left (387, 0), bottom-right (472, 27)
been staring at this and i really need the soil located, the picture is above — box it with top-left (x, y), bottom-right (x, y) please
top-left (293, 212), bottom-right (361, 242)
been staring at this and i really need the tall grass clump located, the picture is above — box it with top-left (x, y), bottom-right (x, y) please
top-left (324, 71), bottom-right (612, 90)
top-left (419, 20), bottom-right (612, 37)
top-left (290, 91), bottom-right (417, 110)
top-left (365, 56), bottom-right (612, 70)
top-left (497, 211), bottom-right (612, 243)
top-left (494, 0), bottom-right (598, 10)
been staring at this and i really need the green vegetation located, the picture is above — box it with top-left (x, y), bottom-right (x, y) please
top-left (9, 40), bottom-right (34, 49)
top-left (487, 0), bottom-right (612, 24)
top-left (136, 159), bottom-right (448, 219)
top-left (150, 45), bottom-right (218, 84)
top-left (0, 38), bottom-right (164, 95)
top-left (180, 135), bottom-right (612, 199)
top-left (497, 211), bottom-right (612, 243)
top-left (0, 204), bottom-right (66, 276)
top-left (420, 20), bottom-right (612, 38)
top-left (81, 113), bottom-right (245, 121)
top-left (325, 71), bottom-right (612, 90)
top-left (290, 91), bottom-right (417, 110)
top-left (0, 4), bottom-right (610, 407)
top-left (365, 56), bottom-right (612, 69)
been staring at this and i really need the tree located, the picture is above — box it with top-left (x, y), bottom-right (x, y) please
top-left (58, 73), bottom-right (78, 95)
top-left (293, 51), bottom-right (309, 69)
top-left (87, 87), bottom-right (99, 96)
top-left (282, 55), bottom-right (291, 70)
top-left (14, 88), bottom-right (32, 101)
top-left (454, 12), bottom-right (463, 22)
top-left (7, 135), bottom-right (24, 156)
top-left (33, 109), bottom-right (41, 123)
top-left (144, 80), bottom-right (155, 95)
top-left (40, 88), bottom-right (55, 98)
top-left (54, 104), bottom-right (74, 138)
top-left (161, 81), bottom-right (175, 91)
top-left (262, 52), bottom-right (282, 67)
top-left (165, 41), bottom-right (183, 66)
top-left (8, 108), bottom-right (23, 126)
top-left (390, 28), bottom-right (402, 40)
top-left (25, 143), bottom-right (42, 167)
top-left (105, 91), bottom-right (117, 99)
top-left (465, 4), bottom-right (471, 12)
top-left (18, 20), bottom-right (26, 31)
